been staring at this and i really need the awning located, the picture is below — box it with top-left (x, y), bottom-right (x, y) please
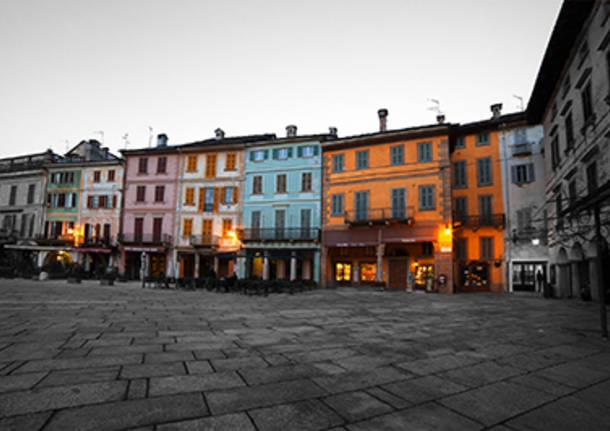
top-left (122, 246), bottom-right (166, 253)
top-left (70, 247), bottom-right (112, 254)
top-left (4, 244), bottom-right (66, 251)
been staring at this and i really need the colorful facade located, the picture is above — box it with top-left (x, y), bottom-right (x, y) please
top-left (119, 135), bottom-right (179, 279)
top-left (174, 132), bottom-right (275, 278)
top-left (322, 112), bottom-right (453, 291)
top-left (240, 128), bottom-right (325, 282)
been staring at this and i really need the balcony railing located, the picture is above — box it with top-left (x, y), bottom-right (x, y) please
top-left (344, 207), bottom-right (415, 225)
top-left (80, 237), bottom-right (114, 247)
top-left (453, 213), bottom-right (505, 229)
top-left (188, 235), bottom-right (220, 247)
top-left (35, 233), bottom-right (76, 245)
top-left (512, 143), bottom-right (532, 156)
top-left (242, 228), bottom-right (320, 242)
top-left (118, 233), bottom-right (172, 245)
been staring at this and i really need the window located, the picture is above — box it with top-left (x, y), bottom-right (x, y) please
top-left (155, 185), bottom-right (165, 202)
top-left (138, 158), bottom-right (148, 174)
top-left (454, 196), bottom-right (467, 222)
top-left (511, 163), bottom-right (535, 184)
top-left (356, 150), bottom-right (369, 169)
top-left (551, 102), bottom-right (558, 120)
top-left (252, 150), bottom-right (266, 161)
top-left (551, 136), bottom-right (560, 170)
top-left (331, 194), bottom-right (344, 216)
top-left (300, 208), bottom-right (312, 238)
top-left (390, 145), bottom-right (404, 165)
top-left (57, 193), bottom-right (66, 208)
top-left (225, 153), bottom-right (236, 170)
top-left (107, 170), bottom-right (115, 182)
top-left (252, 176), bottom-right (262, 194)
top-left (568, 179), bottom-right (577, 205)
top-left (65, 172), bottom-right (74, 184)
top-left (93, 171), bottom-right (101, 182)
top-left (99, 195), bottom-right (108, 208)
top-left (359, 263), bottom-right (377, 282)
top-left (202, 219), bottom-right (213, 238)
top-left (27, 184), bottom-right (35, 204)
top-left (205, 154), bottom-right (217, 178)
top-left (354, 191), bottom-right (369, 221)
top-left (222, 219), bottom-right (232, 237)
top-left (152, 217), bottom-right (162, 242)
top-left (203, 187), bottom-right (215, 212)
top-left (556, 193), bottom-right (563, 230)
top-left (301, 172), bottom-right (312, 192)
top-left (480, 237), bottom-right (494, 260)
top-left (476, 133), bottom-right (490, 146)
top-left (223, 187), bottom-right (234, 204)
top-left (453, 161), bottom-right (467, 188)
top-left (391, 188), bottom-right (406, 218)
top-left (157, 157), bottom-right (167, 174)
top-left (274, 148), bottom-right (289, 159)
top-left (275, 209), bottom-right (286, 237)
top-left (479, 195), bottom-right (493, 218)
top-left (300, 145), bottom-right (317, 157)
top-left (183, 218), bottom-right (193, 236)
top-left (419, 185), bottom-right (435, 210)
top-left (187, 155), bottom-right (197, 172)
top-left (578, 41), bottom-right (589, 68)
top-left (112, 195), bottom-right (117, 208)
top-left (417, 142), bottom-right (432, 162)
top-left (251, 211), bottom-right (261, 232)
top-left (587, 162), bottom-right (598, 194)
top-left (103, 224), bottom-right (111, 242)
top-left (335, 262), bottom-right (351, 282)
top-left (516, 207), bottom-right (533, 233)
top-left (562, 75), bottom-right (571, 99)
top-left (455, 136), bottom-right (465, 149)
top-left (134, 217), bottom-right (144, 241)
top-left (581, 81), bottom-right (594, 123)
top-left (9, 185), bottom-right (17, 205)
top-left (477, 157), bottom-right (492, 186)
top-left (87, 195), bottom-right (96, 209)
top-left (28, 214), bottom-right (35, 238)
top-left (276, 174), bottom-right (287, 193)
top-left (185, 187), bottom-right (195, 205)
top-left (564, 113), bottom-right (574, 151)
top-left (422, 242), bottom-right (434, 256)
top-left (332, 154), bottom-right (344, 172)
top-left (456, 237), bottom-right (468, 261)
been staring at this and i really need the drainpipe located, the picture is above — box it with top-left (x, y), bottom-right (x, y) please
top-left (499, 124), bottom-right (512, 293)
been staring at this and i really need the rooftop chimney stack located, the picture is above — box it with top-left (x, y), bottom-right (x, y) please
top-left (490, 103), bottom-right (503, 119)
top-left (436, 114), bottom-right (446, 124)
top-left (156, 134), bottom-right (168, 147)
top-left (214, 128), bottom-right (225, 140)
top-left (286, 125), bottom-right (297, 137)
top-left (329, 127), bottom-right (338, 136)
top-left (378, 109), bottom-right (388, 132)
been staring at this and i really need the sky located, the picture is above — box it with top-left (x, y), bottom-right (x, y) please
top-left (0, 0), bottom-right (562, 158)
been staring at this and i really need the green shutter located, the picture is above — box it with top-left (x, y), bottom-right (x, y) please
top-left (287, 147), bottom-right (293, 158)
top-left (313, 145), bottom-right (319, 156)
top-left (263, 149), bottom-right (268, 159)
top-left (249, 151), bottom-right (255, 162)
top-left (297, 146), bottom-right (303, 157)
top-left (272, 149), bottom-right (278, 159)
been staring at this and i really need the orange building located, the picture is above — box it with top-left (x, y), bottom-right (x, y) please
top-left (450, 104), bottom-right (508, 292)
top-left (321, 110), bottom-right (453, 291)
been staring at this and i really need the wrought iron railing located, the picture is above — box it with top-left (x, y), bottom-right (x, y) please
top-left (512, 143), bottom-right (532, 156)
top-left (344, 206), bottom-right (414, 224)
top-left (188, 235), bottom-right (220, 247)
top-left (118, 233), bottom-right (172, 245)
top-left (242, 228), bottom-right (320, 241)
top-left (453, 213), bottom-right (505, 229)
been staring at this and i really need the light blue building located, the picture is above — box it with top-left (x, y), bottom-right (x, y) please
top-left (240, 126), bottom-right (328, 283)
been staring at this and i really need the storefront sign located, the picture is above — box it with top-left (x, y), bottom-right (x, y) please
top-left (124, 246), bottom-right (164, 253)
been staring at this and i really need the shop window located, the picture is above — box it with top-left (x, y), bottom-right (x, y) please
top-left (414, 263), bottom-right (434, 289)
top-left (360, 263), bottom-right (377, 281)
top-left (335, 262), bottom-right (351, 281)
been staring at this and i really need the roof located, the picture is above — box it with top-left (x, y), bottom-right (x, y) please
top-left (179, 134), bottom-right (277, 149)
top-left (527, 0), bottom-right (595, 123)
top-left (244, 134), bottom-right (333, 148)
top-left (454, 111), bottom-right (527, 135)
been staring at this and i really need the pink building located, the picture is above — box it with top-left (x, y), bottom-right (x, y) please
top-left (119, 135), bottom-right (179, 278)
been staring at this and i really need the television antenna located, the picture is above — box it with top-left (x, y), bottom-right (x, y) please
top-left (513, 95), bottom-right (524, 111)
top-left (148, 126), bottom-right (153, 148)
top-left (122, 133), bottom-right (129, 149)
top-left (93, 130), bottom-right (104, 144)
top-left (427, 98), bottom-right (443, 114)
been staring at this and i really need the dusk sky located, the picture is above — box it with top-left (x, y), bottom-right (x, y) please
top-left (0, 0), bottom-right (562, 158)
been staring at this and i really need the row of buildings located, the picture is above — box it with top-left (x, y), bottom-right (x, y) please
top-left (0, 106), bottom-right (548, 295)
top-left (1, 0), bottom-right (607, 300)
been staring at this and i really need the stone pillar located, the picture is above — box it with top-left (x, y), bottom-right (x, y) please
top-left (213, 256), bottom-right (219, 274)
top-left (320, 247), bottom-right (328, 288)
top-left (570, 261), bottom-right (580, 298)
top-left (37, 251), bottom-right (45, 268)
top-left (170, 249), bottom-right (179, 278)
top-left (313, 250), bottom-right (320, 283)
top-left (83, 253), bottom-right (90, 271)
top-left (376, 244), bottom-right (384, 282)
top-left (302, 256), bottom-right (312, 280)
top-left (353, 264), bottom-right (359, 284)
top-left (119, 249), bottom-right (126, 275)
top-left (434, 250), bottom-right (454, 294)
top-left (238, 256), bottom-right (246, 279)
top-left (290, 251), bottom-right (297, 281)
top-left (194, 253), bottom-right (200, 278)
top-left (263, 253), bottom-right (270, 280)
top-left (589, 258), bottom-right (601, 302)
top-left (277, 258), bottom-right (286, 279)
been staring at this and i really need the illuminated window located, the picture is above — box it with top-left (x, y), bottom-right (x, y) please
top-left (186, 155), bottom-right (197, 172)
top-left (360, 263), bottom-right (377, 281)
top-left (185, 187), bottom-right (195, 205)
top-left (335, 262), bottom-right (351, 281)
top-left (222, 219), bottom-right (232, 237)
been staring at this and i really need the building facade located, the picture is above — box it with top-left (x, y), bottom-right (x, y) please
top-left (528, 0), bottom-right (610, 301)
top-left (119, 135), bottom-right (178, 279)
top-left (174, 131), bottom-right (275, 278)
top-left (240, 127), bottom-right (325, 282)
top-left (322, 111), bottom-right (453, 291)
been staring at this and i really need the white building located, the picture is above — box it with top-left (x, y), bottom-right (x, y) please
top-left (528, 0), bottom-right (610, 301)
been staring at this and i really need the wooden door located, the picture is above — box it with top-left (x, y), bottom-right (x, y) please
top-left (388, 258), bottom-right (408, 289)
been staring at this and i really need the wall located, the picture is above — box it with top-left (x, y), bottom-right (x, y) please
top-left (0, 167), bottom-right (48, 238)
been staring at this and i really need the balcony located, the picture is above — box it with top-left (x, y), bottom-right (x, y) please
top-left (512, 143), bottom-right (532, 157)
top-left (188, 235), bottom-right (220, 247)
top-left (242, 228), bottom-right (320, 242)
top-left (80, 237), bottom-right (114, 248)
top-left (34, 233), bottom-right (76, 246)
top-left (118, 233), bottom-right (172, 245)
top-left (344, 207), bottom-right (415, 226)
top-left (453, 214), bottom-right (505, 229)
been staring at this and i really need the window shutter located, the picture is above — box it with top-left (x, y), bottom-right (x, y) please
top-left (297, 146), bottom-right (303, 157)
top-left (263, 149), bottom-right (268, 159)
top-left (233, 186), bottom-right (238, 203)
top-left (527, 163), bottom-right (535, 182)
top-left (511, 166), bottom-right (517, 183)
top-left (272, 149), bottom-right (278, 159)
top-left (213, 187), bottom-right (219, 212)
top-left (287, 147), bottom-right (293, 158)
top-left (221, 187), bottom-right (226, 204)
top-left (313, 145), bottom-right (319, 156)
top-left (249, 151), bottom-right (255, 161)
top-left (198, 188), bottom-right (204, 212)
top-left (112, 195), bottom-right (117, 208)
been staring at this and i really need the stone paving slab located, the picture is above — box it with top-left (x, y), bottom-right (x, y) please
top-left (0, 279), bottom-right (609, 430)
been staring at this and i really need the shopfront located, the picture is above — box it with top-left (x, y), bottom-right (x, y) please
top-left (122, 246), bottom-right (167, 279)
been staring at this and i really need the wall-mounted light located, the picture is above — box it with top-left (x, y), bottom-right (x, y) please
top-left (532, 238), bottom-right (540, 246)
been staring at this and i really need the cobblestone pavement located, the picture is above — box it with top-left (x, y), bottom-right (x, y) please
top-left (1, 279), bottom-right (609, 430)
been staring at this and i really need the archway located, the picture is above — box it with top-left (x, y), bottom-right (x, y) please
top-left (556, 248), bottom-right (569, 298)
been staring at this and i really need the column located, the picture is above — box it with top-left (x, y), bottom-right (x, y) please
top-left (570, 261), bottom-right (580, 298)
top-left (290, 251), bottom-right (297, 281)
top-left (238, 256), bottom-right (246, 279)
top-left (320, 247), bottom-right (327, 288)
top-left (376, 244), bottom-right (384, 283)
top-left (83, 253), bottom-right (90, 272)
top-left (313, 249), bottom-right (320, 283)
top-left (194, 253), bottom-right (200, 278)
top-left (263, 253), bottom-right (270, 280)
top-left (37, 251), bottom-right (45, 268)
top-left (589, 258), bottom-right (601, 302)
top-left (302, 257), bottom-right (312, 280)
top-left (213, 256), bottom-right (219, 274)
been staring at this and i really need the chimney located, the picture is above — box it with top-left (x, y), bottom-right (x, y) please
top-left (286, 125), bottom-right (297, 137)
top-left (490, 103), bottom-right (502, 119)
top-left (102, 147), bottom-right (109, 159)
top-left (156, 133), bottom-right (168, 147)
top-left (214, 128), bottom-right (225, 140)
top-left (329, 127), bottom-right (338, 136)
top-left (436, 114), bottom-right (446, 124)
top-left (378, 109), bottom-right (388, 132)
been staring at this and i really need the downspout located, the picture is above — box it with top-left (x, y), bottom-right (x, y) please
top-left (500, 124), bottom-right (512, 293)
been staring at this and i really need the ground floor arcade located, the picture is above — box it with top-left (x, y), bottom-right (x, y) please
top-left (239, 246), bottom-right (320, 282)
